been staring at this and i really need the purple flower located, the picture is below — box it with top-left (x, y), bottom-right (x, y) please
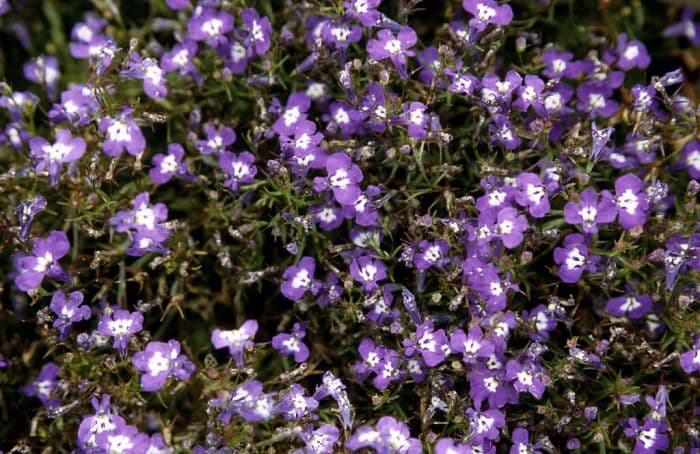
top-left (219, 151), bottom-right (257, 193)
top-left (280, 120), bottom-right (326, 175)
top-left (489, 114), bottom-right (520, 150)
top-left (366, 27), bottom-right (417, 80)
top-left (450, 326), bottom-right (494, 365)
top-left (513, 75), bottom-right (544, 112)
top-left (211, 319), bottom-right (258, 366)
top-left (298, 424), bottom-right (340, 454)
top-left (276, 384), bottom-right (318, 420)
top-left (397, 101), bottom-right (429, 140)
top-left (161, 40), bottom-right (200, 82)
top-left (564, 188), bottom-right (617, 234)
top-left (23, 56), bottom-right (60, 98)
top-left (187, 7), bottom-right (233, 47)
top-left (149, 143), bottom-right (196, 184)
top-left (506, 359), bottom-right (545, 399)
top-left (96, 309), bottom-right (144, 357)
top-left (576, 81), bottom-right (619, 118)
top-left (465, 405), bottom-right (506, 441)
top-left (14, 195), bottom-right (46, 242)
top-left (462, 0), bottom-right (513, 32)
top-left (601, 174), bottom-right (649, 230)
top-left (679, 337), bottom-right (700, 374)
top-left (132, 339), bottom-right (195, 391)
top-left (50, 290), bottom-right (91, 340)
top-left (69, 13), bottom-right (110, 60)
top-left (273, 93), bottom-right (311, 136)
top-left (22, 362), bottom-right (60, 407)
top-left (241, 8), bottom-right (272, 56)
top-left (77, 395), bottom-right (126, 449)
top-left (328, 101), bottom-right (367, 139)
top-left (679, 140), bottom-right (700, 179)
top-left (553, 233), bottom-right (598, 284)
top-left (95, 424), bottom-right (150, 454)
top-left (344, 0), bottom-right (381, 27)
top-left (481, 70), bottom-right (521, 106)
top-left (14, 230), bottom-right (71, 291)
top-left (404, 321), bottom-right (449, 367)
top-left (510, 428), bottom-right (542, 454)
top-left (281, 256), bottom-right (319, 301)
top-left (542, 47), bottom-right (578, 79)
top-left (615, 33), bottom-right (651, 71)
top-left (29, 128), bottom-right (86, 186)
top-left (623, 417), bottom-right (669, 453)
top-left (662, 8), bottom-right (700, 46)
top-left (314, 371), bottom-right (354, 429)
top-left (212, 380), bottom-right (277, 423)
top-left (495, 207), bottom-right (528, 248)
top-left (197, 124), bottom-right (236, 156)
top-left (109, 192), bottom-right (171, 255)
top-left (121, 52), bottom-right (168, 100)
top-left (414, 239), bottom-right (451, 270)
top-left (48, 83), bottom-right (97, 126)
top-left (98, 108), bottom-right (146, 158)
top-left (345, 416), bottom-right (422, 453)
top-left (349, 255), bottom-right (387, 292)
top-left (315, 153), bottom-right (364, 205)
top-left (272, 323), bottom-right (310, 363)
top-left (515, 172), bottom-right (551, 218)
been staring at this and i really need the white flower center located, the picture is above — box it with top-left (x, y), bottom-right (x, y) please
top-left (201, 18), bottom-right (224, 37)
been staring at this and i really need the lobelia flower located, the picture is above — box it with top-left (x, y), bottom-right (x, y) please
top-left (98, 108), bottom-right (146, 158)
top-left (349, 255), bottom-right (387, 292)
top-left (450, 325), bottom-right (495, 365)
top-left (77, 395), bottom-right (127, 449)
top-left (414, 239), bottom-right (451, 271)
top-left (663, 234), bottom-right (700, 290)
top-left (679, 336), bottom-right (700, 374)
top-left (219, 151), bottom-right (257, 193)
top-left (96, 309), bottom-right (144, 357)
top-left (281, 256), bottom-right (320, 301)
top-left (480, 70), bottom-right (521, 107)
top-left (615, 33), bottom-right (651, 71)
top-left (50, 290), bottom-right (91, 340)
top-left (272, 323), bottom-right (310, 363)
top-left (489, 114), bottom-right (520, 150)
top-left (165, 0), bottom-right (189, 9)
top-left (396, 101), bottom-right (429, 140)
top-left (563, 188), bottom-right (617, 234)
top-left (403, 320), bottom-right (450, 367)
top-left (344, 0), bottom-right (381, 27)
top-left (343, 187), bottom-right (380, 227)
top-left (345, 416), bottom-right (422, 453)
top-left (212, 380), bottom-right (278, 423)
top-left (149, 143), bottom-right (196, 184)
top-left (48, 83), bottom-right (97, 126)
top-left (109, 192), bottom-right (171, 255)
top-left (310, 201), bottom-right (344, 231)
top-left (313, 371), bottom-right (354, 429)
top-left (462, 0), bottom-right (513, 32)
top-left (145, 433), bottom-right (173, 454)
top-left (121, 51), bottom-right (168, 100)
top-left (197, 124), bottom-right (236, 156)
top-left (366, 27), bottom-right (417, 80)
top-left (576, 81), bottom-right (619, 118)
top-left (662, 8), bottom-right (700, 46)
top-left (69, 13), bottom-right (110, 60)
top-left (14, 194), bottom-right (46, 242)
top-left (273, 93), bottom-right (311, 136)
top-left (553, 233), bottom-right (598, 284)
top-left (623, 417), bottom-right (669, 453)
top-left (590, 121), bottom-right (615, 163)
top-left (601, 174), bottom-right (649, 230)
top-left (14, 230), bottom-right (72, 291)
top-left (512, 75), bottom-right (545, 112)
top-left (211, 319), bottom-right (258, 366)
top-left (569, 347), bottom-right (604, 370)
top-left (542, 47), bottom-right (579, 79)
top-left (462, 405), bottom-right (505, 442)
top-left (161, 40), bottom-right (200, 83)
top-left (515, 172), bottom-right (551, 218)
top-left (446, 69), bottom-right (480, 95)
top-left (94, 424), bottom-right (150, 454)
top-left (187, 7), bottom-right (233, 47)
top-left (505, 359), bottom-right (545, 399)
top-left (314, 153), bottom-right (364, 205)
top-left (321, 18), bottom-right (362, 59)
top-left (29, 128), bottom-right (86, 186)
top-left (297, 424), bottom-right (340, 454)
top-left (678, 140), bottom-right (700, 179)
top-left (510, 428), bottom-right (543, 454)
top-left (631, 84), bottom-right (657, 113)
top-left (327, 101), bottom-right (367, 139)
top-left (242, 8), bottom-right (272, 56)
top-left (23, 56), bottom-right (60, 98)
top-left (22, 362), bottom-right (60, 407)
top-left (132, 339), bottom-right (195, 391)
top-left (495, 206), bottom-right (528, 248)
top-left (276, 384), bottom-right (318, 420)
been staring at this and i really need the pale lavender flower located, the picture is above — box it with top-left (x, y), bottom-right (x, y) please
top-left (196, 124), bottom-right (236, 156)
top-left (563, 188), bottom-right (617, 234)
top-left (297, 424), bottom-right (340, 454)
top-left (241, 8), bottom-right (272, 56)
top-left (272, 323), bottom-right (310, 363)
top-left (96, 309), bottom-right (144, 357)
top-left (132, 339), bottom-right (195, 391)
top-left (23, 56), bottom-right (60, 98)
top-left (121, 52), bottom-right (168, 100)
top-left (29, 128), bottom-right (86, 186)
top-left (94, 424), bottom-right (150, 454)
top-left (345, 416), bottom-right (422, 453)
top-left (77, 395), bottom-right (126, 449)
top-left (219, 151), bottom-right (257, 193)
top-left (22, 362), bottom-right (60, 407)
top-left (187, 7), bottom-right (233, 47)
top-left (281, 256), bottom-right (320, 301)
top-left (149, 143), bottom-right (196, 184)
top-left (462, 0), bottom-right (513, 32)
top-left (14, 230), bottom-right (71, 291)
top-left (50, 290), bottom-right (91, 340)
top-left (98, 108), bottom-right (146, 158)
top-left (366, 27), bottom-right (417, 80)
top-left (211, 319), bottom-right (258, 366)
